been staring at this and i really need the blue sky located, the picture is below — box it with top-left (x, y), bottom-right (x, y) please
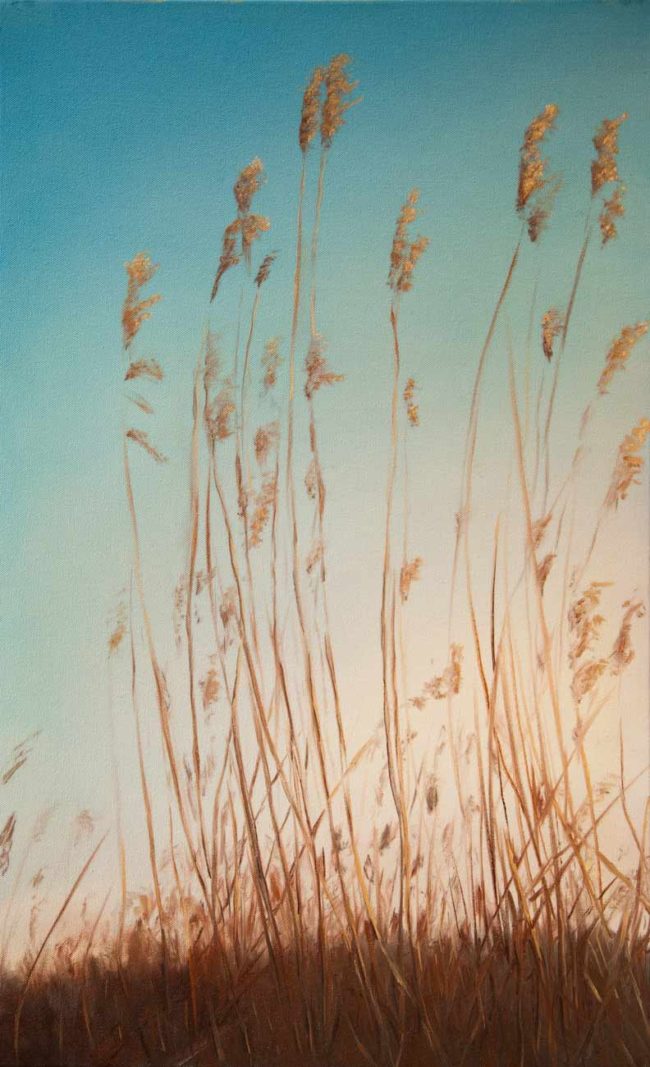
top-left (1, 2), bottom-right (648, 887)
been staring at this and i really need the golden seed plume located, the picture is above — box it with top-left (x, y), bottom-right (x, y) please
top-left (299, 66), bottom-right (325, 153)
top-left (262, 337), bottom-right (282, 392)
top-left (305, 335), bottom-right (343, 398)
top-left (606, 417), bottom-right (650, 508)
top-left (541, 308), bottom-right (563, 362)
top-left (254, 421), bottom-right (279, 467)
top-left (516, 105), bottom-right (560, 242)
top-left (242, 213), bottom-right (271, 267)
top-left (305, 540), bottom-right (323, 576)
top-left (206, 379), bottom-right (236, 443)
top-left (126, 428), bottom-right (167, 464)
top-left (124, 357), bottom-right (164, 382)
top-left (411, 644), bottom-right (463, 707)
top-left (389, 190), bottom-right (429, 294)
top-left (234, 158), bottom-right (265, 216)
top-left (199, 668), bottom-right (220, 711)
top-left (108, 601), bottom-right (128, 656)
top-left (537, 553), bottom-right (556, 593)
top-left (122, 253), bottom-right (161, 350)
top-left (609, 599), bottom-right (645, 675)
top-left (249, 473), bottom-right (277, 548)
top-left (599, 184), bottom-right (626, 246)
top-left (400, 557), bottom-right (422, 602)
top-left (591, 113), bottom-right (628, 196)
top-left (321, 54), bottom-right (359, 148)
top-left (598, 322), bottom-right (648, 395)
top-left (255, 251), bottom-right (277, 288)
top-left (211, 219), bottom-right (242, 302)
top-left (403, 377), bottom-right (419, 426)
top-left (203, 330), bottom-right (220, 393)
top-left (568, 581), bottom-right (609, 667)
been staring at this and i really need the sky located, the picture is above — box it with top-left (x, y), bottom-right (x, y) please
top-left (1, 2), bottom-right (649, 910)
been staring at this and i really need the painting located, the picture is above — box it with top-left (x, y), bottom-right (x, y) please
top-left (1, 3), bottom-right (648, 1065)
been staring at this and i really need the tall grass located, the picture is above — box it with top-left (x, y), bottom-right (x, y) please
top-left (1, 58), bottom-right (648, 1067)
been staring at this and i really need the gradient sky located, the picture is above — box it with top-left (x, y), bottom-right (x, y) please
top-left (1, 2), bottom-right (649, 902)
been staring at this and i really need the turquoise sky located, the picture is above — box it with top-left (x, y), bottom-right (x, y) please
top-left (1, 3), bottom-right (649, 876)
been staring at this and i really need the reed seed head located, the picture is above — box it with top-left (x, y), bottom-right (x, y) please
top-left (400, 557), bottom-right (422, 602)
top-left (249, 473), bottom-right (277, 548)
top-left (299, 66), bottom-right (325, 153)
top-left (389, 190), bottom-right (429, 294)
top-left (206, 380), bottom-right (236, 443)
top-left (234, 158), bottom-right (265, 216)
top-left (254, 421), bottom-right (279, 468)
top-left (305, 335), bottom-right (343, 398)
top-left (610, 599), bottom-right (645, 675)
top-left (403, 377), bottom-right (419, 426)
top-left (516, 105), bottom-right (560, 242)
top-left (599, 184), bottom-right (626, 246)
top-left (321, 54), bottom-right (359, 148)
top-left (541, 308), bottom-right (564, 362)
top-left (255, 251), bottom-right (277, 288)
top-left (591, 113), bottom-right (628, 196)
top-left (598, 322), bottom-right (648, 395)
top-left (126, 428), bottom-right (167, 464)
top-left (122, 252), bottom-right (161, 350)
top-left (606, 417), bottom-right (650, 508)
top-left (262, 337), bottom-right (282, 392)
top-left (124, 358), bottom-right (164, 383)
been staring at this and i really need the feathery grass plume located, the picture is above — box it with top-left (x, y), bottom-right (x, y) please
top-left (537, 552), bottom-right (556, 592)
top-left (199, 668), bottom-right (220, 712)
top-left (304, 459), bottom-right (317, 500)
top-left (304, 334), bottom-right (343, 398)
top-left (254, 251), bottom-right (277, 288)
top-left (321, 54), bottom-right (359, 148)
top-left (403, 377), bottom-right (419, 426)
top-left (531, 512), bottom-right (552, 549)
top-left (606, 417), bottom-right (650, 508)
top-left (249, 472), bottom-right (276, 548)
top-left (122, 253), bottom-right (161, 350)
top-left (388, 190), bottom-right (429, 294)
top-left (541, 308), bottom-right (563, 362)
top-left (399, 557), bottom-right (422, 602)
top-left (425, 774), bottom-right (439, 814)
top-left (124, 357), bottom-right (164, 382)
top-left (411, 644), bottom-right (463, 707)
top-left (597, 322), bottom-right (648, 395)
top-left (206, 379), bottom-right (235, 443)
top-left (126, 428), bottom-right (167, 464)
top-left (211, 219), bottom-right (242, 301)
top-left (299, 66), bottom-right (325, 153)
top-left (253, 421), bottom-right (279, 467)
top-left (242, 213), bottom-right (270, 266)
top-left (261, 336), bottom-right (282, 392)
top-left (599, 184), bottom-right (626, 246)
top-left (591, 113), bottom-right (628, 196)
top-left (572, 658), bottom-right (608, 703)
top-left (0, 814), bottom-right (16, 876)
top-left (516, 104), bottom-right (560, 242)
top-left (305, 540), bottom-right (323, 575)
top-left (203, 329), bottom-right (220, 392)
top-left (568, 581), bottom-right (609, 667)
top-left (609, 599), bottom-right (645, 675)
top-left (1, 734), bottom-right (39, 787)
top-left (125, 392), bottom-right (154, 415)
top-left (108, 600), bottom-right (127, 656)
top-left (234, 158), bottom-right (265, 216)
